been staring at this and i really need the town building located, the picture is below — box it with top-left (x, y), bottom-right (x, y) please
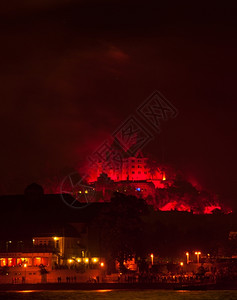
top-left (88, 151), bottom-right (167, 189)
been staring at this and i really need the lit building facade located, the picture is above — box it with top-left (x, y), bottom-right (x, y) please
top-left (0, 252), bottom-right (56, 268)
top-left (89, 154), bottom-right (166, 186)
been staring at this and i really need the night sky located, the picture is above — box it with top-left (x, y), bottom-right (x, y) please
top-left (0, 1), bottom-right (236, 210)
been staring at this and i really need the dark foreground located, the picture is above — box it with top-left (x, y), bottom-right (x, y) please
top-left (1, 290), bottom-right (237, 300)
top-left (0, 281), bottom-right (236, 291)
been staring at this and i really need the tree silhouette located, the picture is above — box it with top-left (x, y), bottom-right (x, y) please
top-left (92, 193), bottom-right (148, 273)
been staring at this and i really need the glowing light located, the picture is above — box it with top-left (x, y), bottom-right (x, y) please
top-left (150, 253), bottom-right (154, 265)
top-left (24, 264), bottom-right (27, 268)
top-left (76, 258), bottom-right (81, 263)
top-left (68, 259), bottom-right (73, 264)
top-left (159, 201), bottom-right (191, 212)
top-left (92, 257), bottom-right (98, 263)
top-left (186, 252), bottom-right (190, 264)
top-left (100, 262), bottom-right (104, 267)
top-left (180, 262), bottom-right (184, 266)
top-left (0, 258), bottom-right (5, 267)
top-left (84, 258), bottom-right (89, 263)
top-left (48, 150), bottom-right (228, 214)
top-left (204, 205), bottom-right (221, 214)
top-left (53, 237), bottom-right (58, 241)
top-left (195, 251), bottom-right (201, 263)
top-left (8, 258), bottom-right (13, 266)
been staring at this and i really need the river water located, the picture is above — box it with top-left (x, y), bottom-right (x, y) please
top-left (0, 290), bottom-right (237, 300)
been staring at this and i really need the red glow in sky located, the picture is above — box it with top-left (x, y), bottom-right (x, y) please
top-left (0, 1), bottom-right (236, 212)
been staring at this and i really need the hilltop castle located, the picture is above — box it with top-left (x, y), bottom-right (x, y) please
top-left (87, 151), bottom-right (167, 188)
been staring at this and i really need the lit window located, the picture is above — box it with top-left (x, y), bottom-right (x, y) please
top-left (2, 259), bottom-right (6, 266)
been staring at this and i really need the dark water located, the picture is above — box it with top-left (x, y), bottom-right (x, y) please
top-left (0, 290), bottom-right (237, 300)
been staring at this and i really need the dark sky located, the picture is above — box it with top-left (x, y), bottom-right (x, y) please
top-left (0, 1), bottom-right (236, 210)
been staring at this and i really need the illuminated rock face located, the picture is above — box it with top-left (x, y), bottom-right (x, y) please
top-left (40, 144), bottom-right (224, 213)
top-left (84, 152), bottom-right (225, 214)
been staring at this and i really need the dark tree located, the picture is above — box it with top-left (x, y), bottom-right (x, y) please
top-left (93, 192), bottom-right (148, 273)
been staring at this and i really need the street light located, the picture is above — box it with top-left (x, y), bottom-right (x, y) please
top-left (180, 262), bottom-right (184, 266)
top-left (195, 251), bottom-right (201, 264)
top-left (24, 264), bottom-right (27, 283)
top-left (186, 252), bottom-right (189, 264)
top-left (53, 237), bottom-right (59, 250)
top-left (150, 254), bottom-right (154, 265)
top-left (84, 258), bottom-right (89, 264)
top-left (6, 241), bottom-right (12, 252)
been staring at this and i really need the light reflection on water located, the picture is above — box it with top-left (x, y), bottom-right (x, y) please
top-left (17, 290), bottom-right (38, 293)
top-left (0, 290), bottom-right (237, 300)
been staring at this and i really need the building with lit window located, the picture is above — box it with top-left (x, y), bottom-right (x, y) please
top-left (0, 235), bottom-right (82, 267)
top-left (88, 152), bottom-right (167, 188)
top-left (0, 252), bottom-right (56, 268)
